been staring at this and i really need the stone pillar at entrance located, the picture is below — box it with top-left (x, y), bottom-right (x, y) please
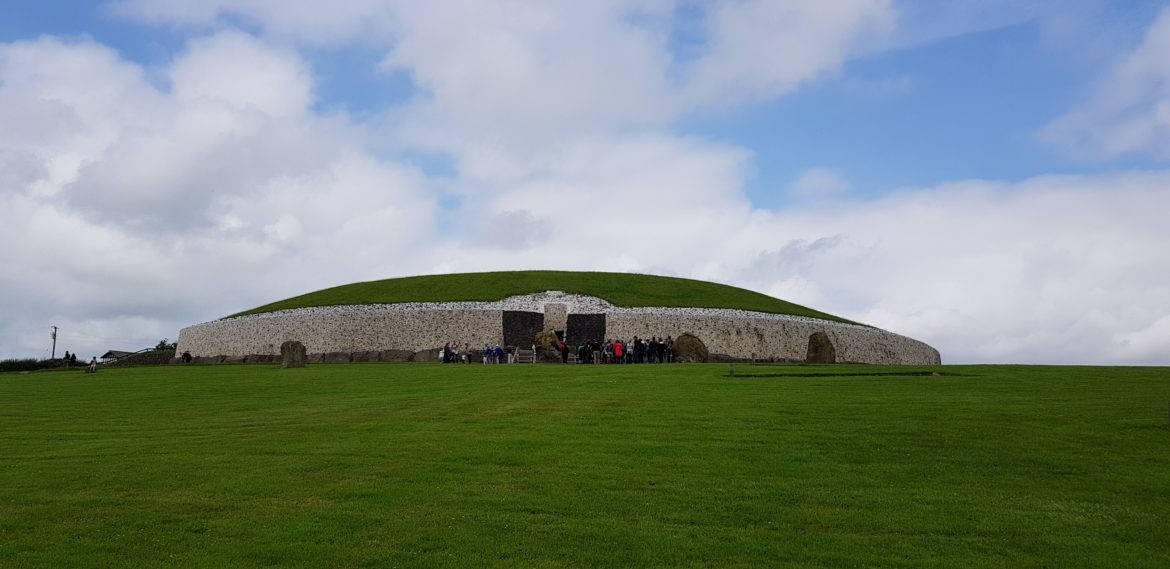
top-left (544, 303), bottom-right (568, 333)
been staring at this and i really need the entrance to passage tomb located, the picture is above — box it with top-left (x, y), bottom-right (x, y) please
top-left (805, 332), bottom-right (836, 364)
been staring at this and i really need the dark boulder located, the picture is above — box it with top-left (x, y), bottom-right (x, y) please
top-left (534, 329), bottom-right (562, 362)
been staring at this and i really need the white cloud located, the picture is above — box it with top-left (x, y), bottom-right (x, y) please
top-left (170, 31), bottom-right (314, 117)
top-left (1044, 6), bottom-right (1170, 160)
top-left (108, 0), bottom-right (398, 45)
top-left (110, 1), bottom-right (894, 129)
top-left (683, 0), bottom-right (893, 107)
top-left (788, 167), bottom-right (850, 198)
top-left (880, 0), bottom-right (1070, 52)
top-left (0, 34), bottom-right (439, 360)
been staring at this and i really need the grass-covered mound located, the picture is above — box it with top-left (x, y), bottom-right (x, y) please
top-left (232, 270), bottom-right (853, 323)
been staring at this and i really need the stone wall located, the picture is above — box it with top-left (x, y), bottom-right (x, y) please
top-left (176, 292), bottom-right (941, 365)
top-left (177, 307), bottom-right (504, 357)
top-left (605, 310), bottom-right (938, 365)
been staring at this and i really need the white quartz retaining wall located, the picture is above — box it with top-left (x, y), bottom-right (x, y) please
top-left (606, 311), bottom-right (939, 365)
top-left (176, 291), bottom-right (940, 364)
top-left (177, 308), bottom-right (504, 356)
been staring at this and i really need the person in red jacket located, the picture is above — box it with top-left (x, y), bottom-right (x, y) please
top-left (613, 339), bottom-right (624, 363)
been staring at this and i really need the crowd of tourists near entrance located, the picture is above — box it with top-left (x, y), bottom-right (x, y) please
top-left (560, 336), bottom-right (674, 364)
top-left (438, 336), bottom-right (675, 364)
top-left (439, 342), bottom-right (514, 364)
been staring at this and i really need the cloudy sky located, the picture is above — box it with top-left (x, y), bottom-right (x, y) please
top-left (3, 0), bottom-right (1169, 365)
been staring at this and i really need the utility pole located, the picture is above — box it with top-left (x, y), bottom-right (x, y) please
top-left (50, 326), bottom-right (58, 359)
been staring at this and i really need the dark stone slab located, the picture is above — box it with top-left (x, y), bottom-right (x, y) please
top-left (503, 310), bottom-right (544, 347)
top-left (566, 313), bottom-right (606, 344)
top-left (223, 355), bottom-right (247, 364)
top-left (411, 348), bottom-right (443, 362)
top-left (193, 355), bottom-right (225, 364)
top-left (378, 349), bottom-right (414, 362)
top-left (805, 332), bottom-right (836, 364)
top-left (247, 354), bottom-right (276, 364)
top-left (351, 351), bottom-right (380, 362)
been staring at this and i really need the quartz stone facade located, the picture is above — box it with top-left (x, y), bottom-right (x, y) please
top-left (176, 291), bottom-right (941, 365)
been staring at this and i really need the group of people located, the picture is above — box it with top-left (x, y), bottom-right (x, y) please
top-left (560, 336), bottom-right (674, 364)
top-left (440, 343), bottom-right (514, 364)
top-left (60, 351), bottom-right (98, 373)
top-left (438, 335), bottom-right (677, 365)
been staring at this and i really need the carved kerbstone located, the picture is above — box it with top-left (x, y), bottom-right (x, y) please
top-left (378, 349), bottom-right (414, 362)
top-left (534, 329), bottom-right (562, 363)
top-left (323, 352), bottom-right (352, 363)
top-left (351, 351), bottom-right (380, 363)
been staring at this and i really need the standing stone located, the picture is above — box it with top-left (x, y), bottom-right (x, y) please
top-left (672, 333), bottom-right (709, 363)
top-left (543, 303), bottom-right (568, 333)
top-left (805, 332), bottom-right (836, 364)
top-left (280, 340), bottom-right (307, 368)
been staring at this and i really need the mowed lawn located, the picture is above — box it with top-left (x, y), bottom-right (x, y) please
top-left (1, 364), bottom-right (1168, 568)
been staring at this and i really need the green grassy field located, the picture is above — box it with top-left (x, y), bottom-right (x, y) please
top-left (2, 363), bottom-right (1168, 568)
top-left (231, 271), bottom-right (855, 324)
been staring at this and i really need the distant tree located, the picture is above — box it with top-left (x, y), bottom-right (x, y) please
top-left (156, 339), bottom-right (177, 350)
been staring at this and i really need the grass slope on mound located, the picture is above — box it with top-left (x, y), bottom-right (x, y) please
top-left (2, 363), bottom-right (1168, 568)
top-left (232, 270), bottom-right (854, 323)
